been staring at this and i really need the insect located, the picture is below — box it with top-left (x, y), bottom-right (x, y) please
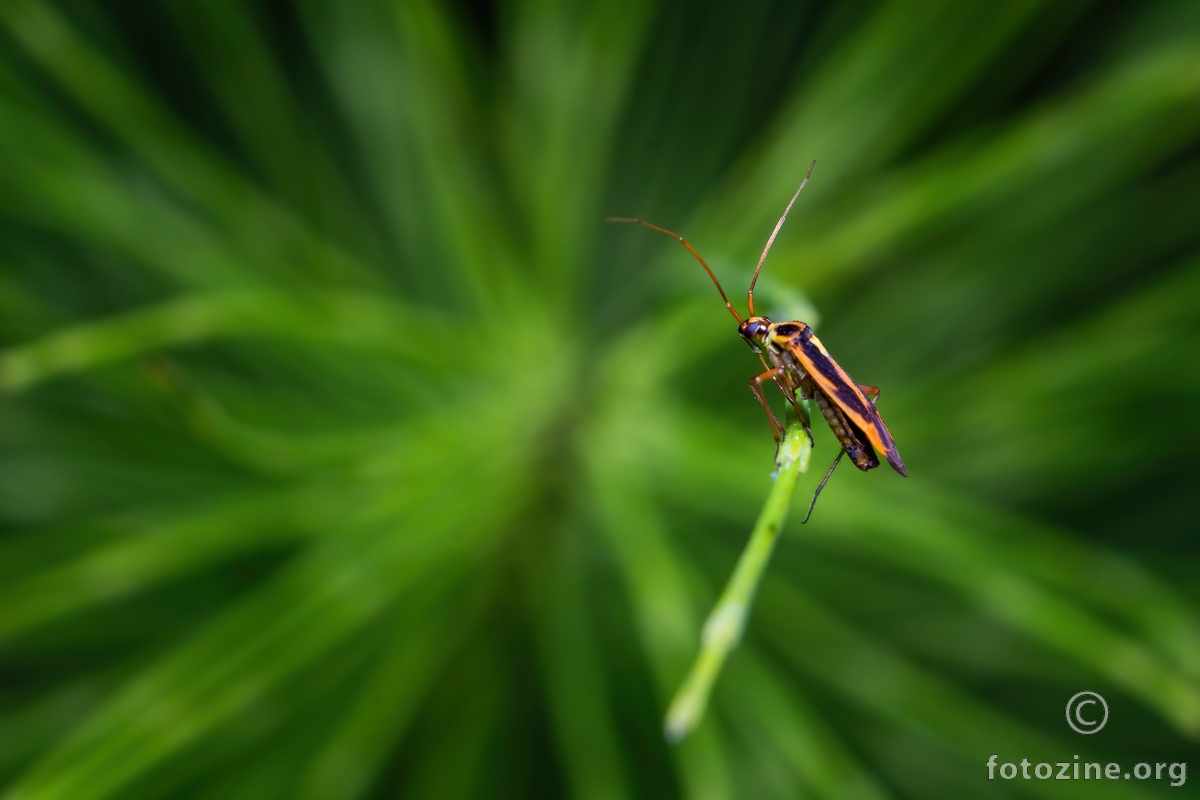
top-left (607, 161), bottom-right (906, 522)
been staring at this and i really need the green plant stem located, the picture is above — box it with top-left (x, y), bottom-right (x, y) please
top-left (664, 415), bottom-right (812, 742)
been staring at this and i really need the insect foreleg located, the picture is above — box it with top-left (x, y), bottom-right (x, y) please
top-left (857, 383), bottom-right (879, 404)
top-left (802, 449), bottom-right (845, 524)
top-left (748, 367), bottom-right (788, 445)
top-left (778, 379), bottom-right (813, 447)
top-left (751, 353), bottom-right (812, 443)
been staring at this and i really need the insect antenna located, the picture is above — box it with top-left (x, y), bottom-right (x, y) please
top-left (802, 448), bottom-right (843, 524)
top-left (605, 217), bottom-right (743, 324)
top-left (747, 160), bottom-right (815, 317)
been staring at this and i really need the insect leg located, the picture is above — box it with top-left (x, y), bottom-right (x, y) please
top-left (789, 398), bottom-right (814, 448)
top-left (857, 384), bottom-right (879, 404)
top-left (748, 367), bottom-right (787, 444)
top-left (788, 376), bottom-right (816, 447)
top-left (752, 349), bottom-right (814, 445)
top-left (802, 449), bottom-right (845, 524)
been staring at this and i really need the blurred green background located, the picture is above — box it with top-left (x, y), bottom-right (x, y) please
top-left (1, 1), bottom-right (1199, 798)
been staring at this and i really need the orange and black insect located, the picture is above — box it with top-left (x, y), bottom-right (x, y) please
top-left (608, 161), bottom-right (906, 521)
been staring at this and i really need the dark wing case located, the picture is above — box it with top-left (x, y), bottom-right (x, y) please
top-left (794, 334), bottom-right (907, 476)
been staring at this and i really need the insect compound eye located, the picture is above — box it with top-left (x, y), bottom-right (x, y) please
top-left (740, 318), bottom-right (771, 341)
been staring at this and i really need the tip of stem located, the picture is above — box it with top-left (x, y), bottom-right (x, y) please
top-left (663, 704), bottom-right (696, 744)
top-left (662, 649), bottom-right (723, 744)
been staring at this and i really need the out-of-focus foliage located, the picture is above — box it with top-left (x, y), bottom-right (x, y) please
top-left (0, 0), bottom-right (1198, 797)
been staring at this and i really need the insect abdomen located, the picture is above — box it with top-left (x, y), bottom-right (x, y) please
top-left (812, 390), bottom-right (879, 471)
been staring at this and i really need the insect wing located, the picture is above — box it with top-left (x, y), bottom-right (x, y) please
top-left (795, 334), bottom-right (907, 476)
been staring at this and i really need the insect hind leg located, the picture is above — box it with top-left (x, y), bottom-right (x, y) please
top-left (802, 449), bottom-right (845, 524)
